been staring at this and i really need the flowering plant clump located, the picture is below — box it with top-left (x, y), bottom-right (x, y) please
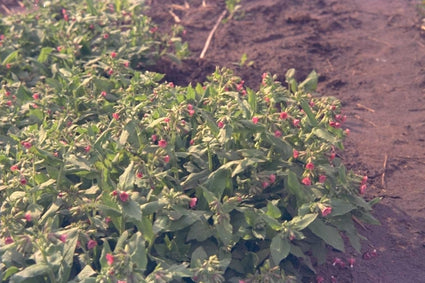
top-left (0, 1), bottom-right (378, 282)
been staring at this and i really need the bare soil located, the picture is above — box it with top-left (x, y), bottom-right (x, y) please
top-left (147, 0), bottom-right (425, 282)
top-left (3, 0), bottom-right (425, 282)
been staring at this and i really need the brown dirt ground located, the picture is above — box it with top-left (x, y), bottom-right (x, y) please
top-left (3, 0), bottom-right (425, 282)
top-left (148, 0), bottom-right (425, 282)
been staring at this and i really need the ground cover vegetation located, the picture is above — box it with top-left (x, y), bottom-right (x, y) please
top-left (0, 0), bottom-right (378, 282)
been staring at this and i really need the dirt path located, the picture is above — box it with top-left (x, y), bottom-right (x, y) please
top-left (325, 0), bottom-right (425, 281)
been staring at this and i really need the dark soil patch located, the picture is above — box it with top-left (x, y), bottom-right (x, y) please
top-left (147, 0), bottom-right (425, 282)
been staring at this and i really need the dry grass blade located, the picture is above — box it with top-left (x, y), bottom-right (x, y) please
top-left (200, 10), bottom-right (227, 59)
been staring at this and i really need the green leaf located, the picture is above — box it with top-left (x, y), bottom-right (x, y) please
top-left (206, 168), bottom-right (228, 199)
top-left (85, 0), bottom-right (98, 15)
top-left (99, 241), bottom-right (112, 271)
top-left (309, 219), bottom-right (344, 251)
top-left (190, 246), bottom-right (208, 268)
top-left (300, 100), bottom-right (318, 126)
top-left (68, 265), bottom-right (96, 283)
top-left (266, 201), bottom-right (281, 219)
top-left (298, 70), bottom-right (318, 92)
top-left (121, 199), bottom-right (142, 222)
top-left (58, 228), bottom-right (79, 283)
top-left (115, 230), bottom-right (129, 251)
top-left (129, 232), bottom-right (147, 271)
top-left (10, 264), bottom-right (50, 283)
top-left (270, 235), bottom-right (290, 264)
top-left (287, 213), bottom-right (318, 231)
top-left (287, 171), bottom-right (304, 202)
top-left (118, 161), bottom-right (135, 190)
top-left (2, 50), bottom-right (19, 65)
top-left (37, 47), bottom-right (53, 63)
top-left (2, 266), bottom-right (19, 281)
top-left (328, 199), bottom-right (356, 216)
top-left (215, 216), bottom-right (233, 246)
top-left (312, 128), bottom-right (338, 144)
top-left (187, 220), bottom-right (213, 242)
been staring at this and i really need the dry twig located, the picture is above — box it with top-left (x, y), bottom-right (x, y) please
top-left (354, 114), bottom-right (377, 127)
top-left (355, 103), bottom-right (375, 112)
top-left (352, 215), bottom-right (369, 231)
top-left (168, 10), bottom-right (181, 23)
top-left (381, 154), bottom-right (388, 188)
top-left (200, 10), bottom-right (227, 59)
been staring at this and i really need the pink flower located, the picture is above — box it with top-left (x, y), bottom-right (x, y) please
top-left (6, 100), bottom-right (12, 107)
top-left (168, 82), bottom-right (174, 88)
top-left (21, 141), bottom-right (32, 149)
top-left (20, 178), bottom-right (27, 185)
top-left (24, 213), bottom-right (32, 222)
top-left (187, 104), bottom-right (193, 110)
top-left (111, 190), bottom-right (118, 197)
top-left (87, 239), bottom-right (97, 250)
top-left (274, 130), bottom-right (282, 137)
top-left (112, 113), bottom-right (119, 120)
top-left (119, 191), bottom-right (129, 202)
top-left (189, 197), bottom-right (197, 208)
top-left (269, 174), bottom-right (276, 183)
top-left (108, 69), bottom-right (113, 75)
top-left (150, 26), bottom-right (158, 33)
top-left (136, 171), bottom-right (143, 178)
top-left (188, 109), bottom-right (195, 117)
top-left (57, 46), bottom-right (62, 52)
top-left (262, 181), bottom-right (270, 189)
top-left (359, 184), bottom-right (367, 194)
top-left (84, 145), bottom-right (91, 153)
top-left (111, 52), bottom-right (117, 58)
top-left (189, 139), bottom-right (194, 145)
top-left (59, 234), bottom-right (67, 243)
top-left (252, 117), bottom-right (259, 124)
top-left (106, 253), bottom-right (114, 265)
top-left (101, 91), bottom-right (107, 97)
top-left (361, 175), bottom-right (368, 185)
top-left (321, 206), bottom-right (332, 217)
top-left (316, 276), bottom-right (325, 283)
top-left (105, 216), bottom-right (112, 223)
top-left (164, 155), bottom-right (170, 163)
top-left (293, 149), bottom-right (299, 159)
top-left (158, 139), bottom-right (167, 148)
top-left (348, 257), bottom-right (356, 268)
top-left (344, 128), bottom-right (350, 135)
top-left (305, 162), bottom-right (314, 170)
top-left (103, 33), bottom-right (109, 39)
top-left (280, 112), bottom-right (288, 119)
top-left (10, 165), bottom-right (19, 171)
top-left (330, 152), bottom-right (336, 161)
top-left (123, 61), bottom-right (129, 67)
top-left (319, 175), bottom-right (327, 183)
top-left (164, 117), bottom-right (170, 123)
top-left (332, 257), bottom-right (345, 268)
top-left (4, 91), bottom-right (10, 97)
top-left (151, 134), bottom-right (157, 142)
top-left (293, 119), bottom-right (300, 127)
top-left (301, 177), bottom-right (311, 186)
top-left (6, 63), bottom-right (11, 69)
top-left (329, 121), bottom-right (341, 128)
top-left (217, 121), bottom-right (224, 128)
top-left (264, 97), bottom-right (270, 103)
top-left (32, 93), bottom-right (40, 100)
top-left (5, 236), bottom-right (13, 244)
